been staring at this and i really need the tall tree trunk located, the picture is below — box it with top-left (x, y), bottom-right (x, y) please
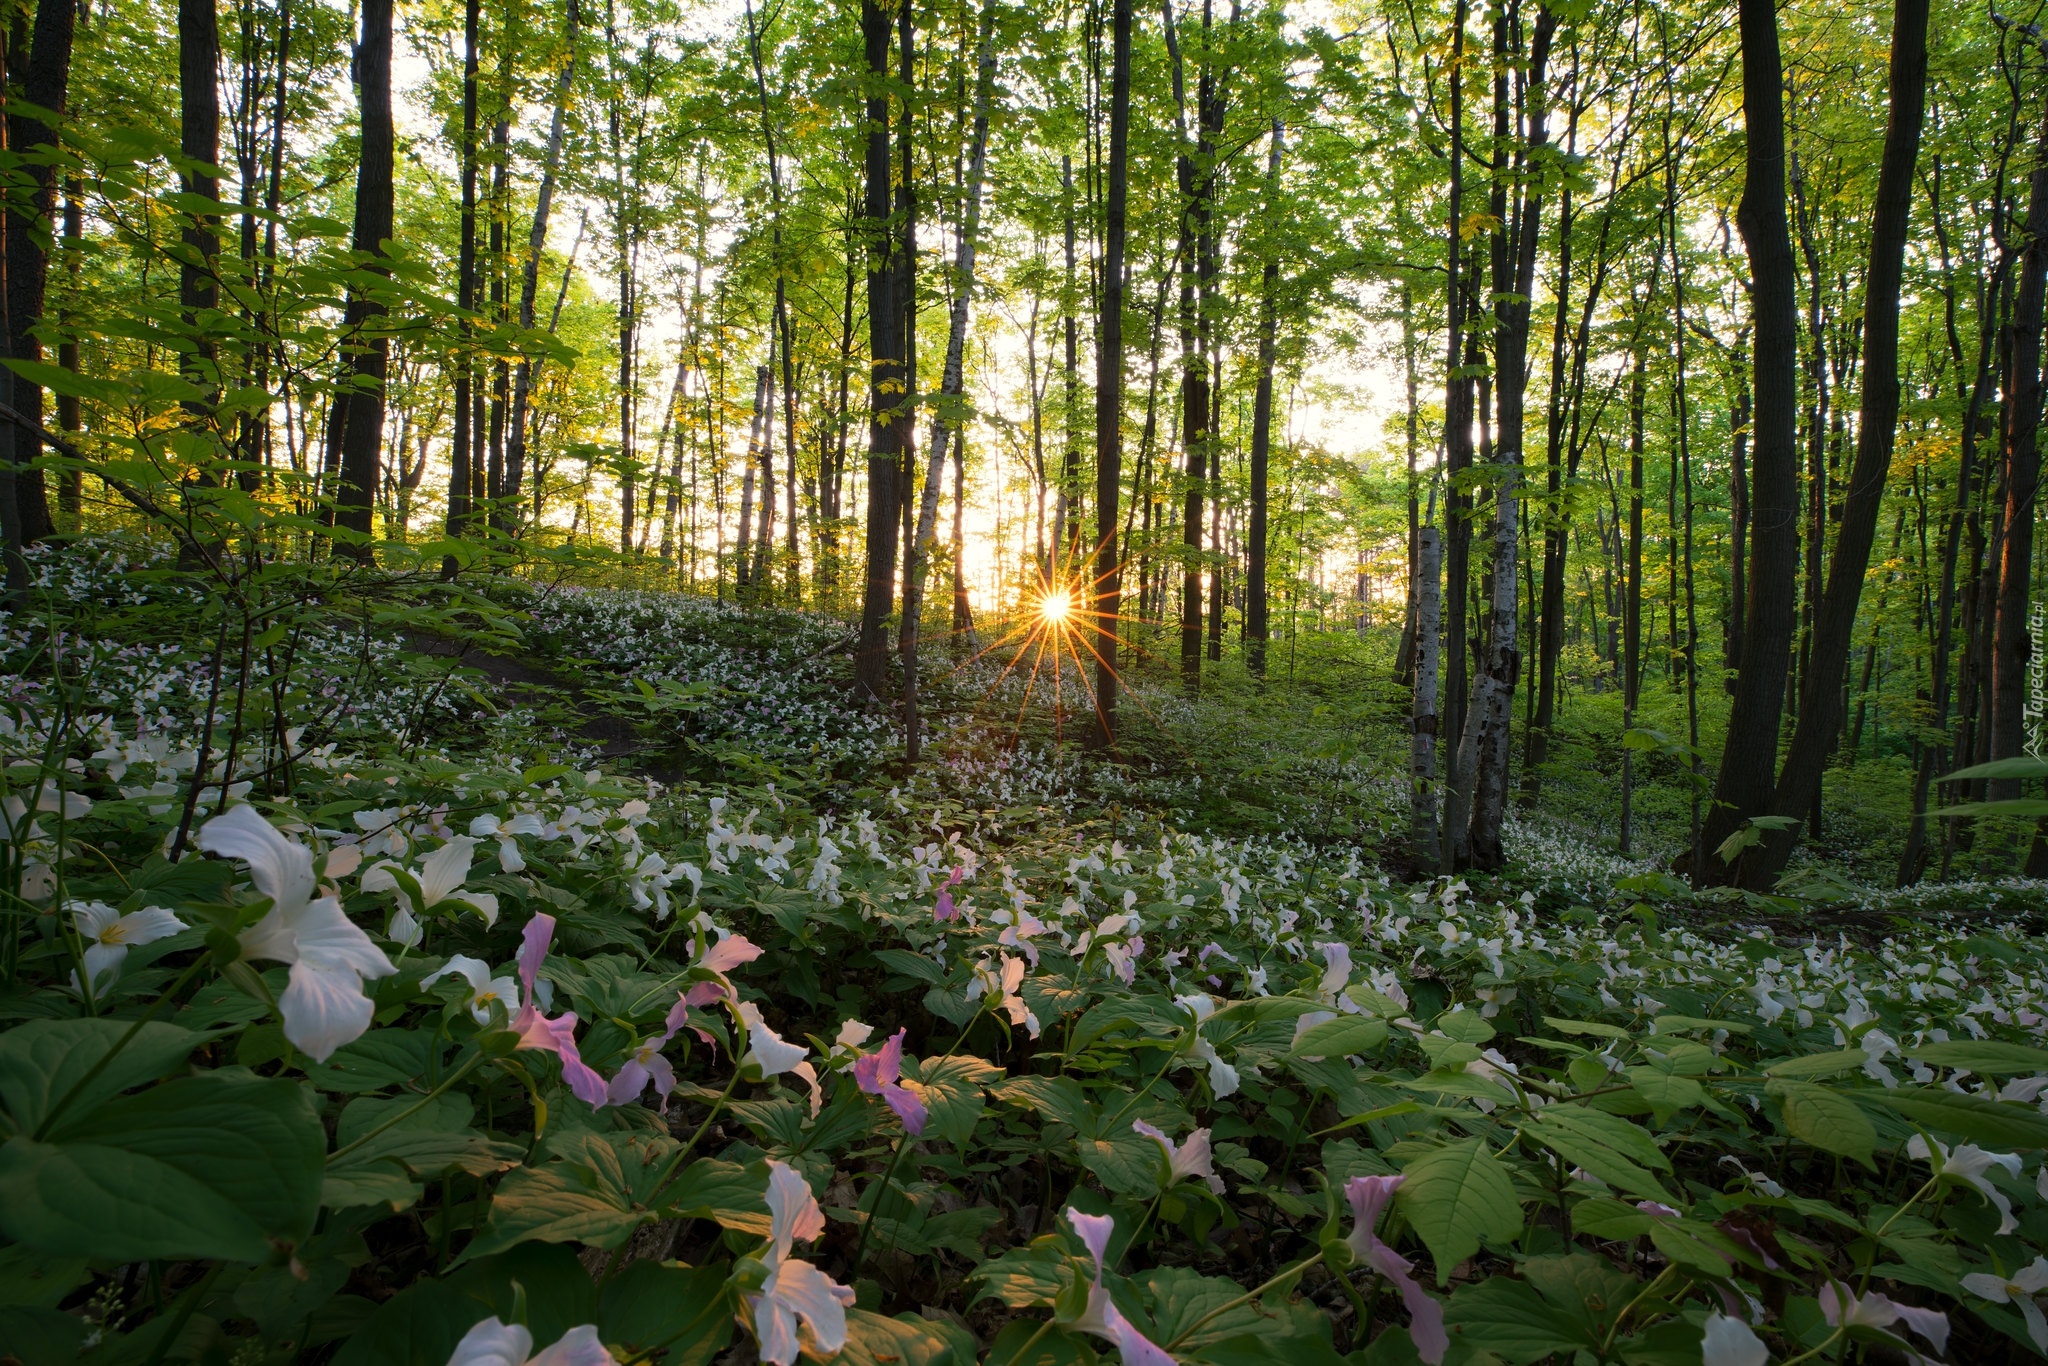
top-left (1089, 0), bottom-right (1132, 749)
top-left (1989, 104), bottom-right (2048, 811)
top-left (180, 0), bottom-right (220, 403)
top-left (1244, 121), bottom-right (1283, 682)
top-left (1901, 160), bottom-right (2006, 883)
top-left (507, 0), bottom-right (577, 510)
top-left (323, 0), bottom-right (393, 553)
top-left (445, 0), bottom-right (480, 568)
top-left (901, 0), bottom-right (996, 761)
top-left (1698, 0), bottom-right (1804, 883)
top-left (1460, 6), bottom-right (1554, 871)
top-left (1410, 522), bottom-right (1443, 870)
top-left (487, 48), bottom-right (510, 522)
top-left (1621, 350), bottom-right (1646, 854)
top-left (1747, 0), bottom-right (1929, 886)
top-left (0, 0), bottom-right (74, 554)
top-left (855, 0), bottom-right (904, 704)
top-left (1055, 155), bottom-right (1082, 567)
top-left (1439, 2), bottom-right (1473, 838)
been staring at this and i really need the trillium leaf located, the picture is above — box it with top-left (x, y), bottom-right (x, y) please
top-left (1762, 1049), bottom-right (1869, 1079)
top-left (1291, 1016), bottom-right (1388, 1057)
top-left (0, 1072), bottom-right (322, 1262)
top-left (1768, 1079), bottom-right (1876, 1165)
top-left (597, 1260), bottom-right (732, 1366)
top-left (1396, 1138), bottom-right (1523, 1282)
top-left (664, 1156), bottom-right (771, 1235)
top-left (0, 1018), bottom-right (204, 1135)
top-left (836, 1310), bottom-right (959, 1366)
top-left (1905, 1040), bottom-right (2048, 1076)
top-left (1863, 1087), bottom-right (2048, 1150)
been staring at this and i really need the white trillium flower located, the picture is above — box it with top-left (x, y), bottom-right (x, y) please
top-left (444, 1317), bottom-right (613, 1366)
top-left (197, 804), bottom-right (397, 1062)
top-left (1962, 1256), bottom-right (2048, 1352)
top-left (734, 1000), bottom-right (822, 1116)
top-left (1132, 1119), bottom-right (1225, 1193)
top-left (1174, 992), bottom-right (1240, 1098)
top-left (747, 1161), bottom-right (855, 1366)
top-left (469, 812), bottom-right (546, 872)
top-left (422, 954), bottom-right (520, 1024)
top-left (70, 900), bottom-right (184, 992)
top-left (1700, 1312), bottom-right (1768, 1366)
top-left (1907, 1133), bottom-right (2023, 1235)
top-left (362, 836), bottom-right (501, 946)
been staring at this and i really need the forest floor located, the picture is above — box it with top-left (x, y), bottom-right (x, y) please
top-left (10, 539), bottom-right (2048, 1366)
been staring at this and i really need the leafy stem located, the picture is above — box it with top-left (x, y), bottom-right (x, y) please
top-left (33, 952), bottom-right (212, 1140)
top-left (1162, 1249), bottom-right (1324, 1352)
top-left (329, 1047), bottom-right (490, 1161)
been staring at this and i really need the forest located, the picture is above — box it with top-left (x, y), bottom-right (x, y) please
top-left (7, 0), bottom-right (2048, 1361)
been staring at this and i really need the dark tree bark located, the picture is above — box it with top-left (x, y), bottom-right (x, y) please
top-left (180, 0), bottom-right (220, 396)
top-left (1748, 0), bottom-right (1929, 887)
top-left (323, 0), bottom-right (393, 551)
top-left (1460, 5), bottom-right (1554, 870)
top-left (2, 0), bottom-right (78, 549)
top-left (1697, 0), bottom-right (1804, 883)
top-left (1244, 121), bottom-right (1283, 682)
top-left (444, 0), bottom-right (480, 568)
top-left (1089, 0), bottom-right (1132, 748)
top-left (507, 0), bottom-right (578, 510)
top-left (854, 0), bottom-right (904, 704)
top-left (1989, 101), bottom-right (2048, 808)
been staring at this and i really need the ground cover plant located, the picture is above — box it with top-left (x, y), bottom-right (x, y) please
top-left (6, 549), bottom-right (2048, 1366)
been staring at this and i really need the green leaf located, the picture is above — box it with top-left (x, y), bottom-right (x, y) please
top-left (0, 1018), bottom-right (203, 1135)
top-left (1079, 1128), bottom-right (1169, 1197)
top-left (872, 948), bottom-right (945, 983)
top-left (985, 1318), bottom-right (1097, 1366)
top-left (1863, 1087), bottom-right (2048, 1149)
top-left (597, 1261), bottom-right (732, 1366)
top-left (1522, 1109), bottom-right (1672, 1203)
top-left (1905, 1040), bottom-right (2048, 1075)
top-left (1768, 1080), bottom-right (1876, 1165)
top-left (1292, 1016), bottom-right (1389, 1057)
top-left (1140, 1266), bottom-right (1277, 1351)
top-left (665, 1156), bottom-right (771, 1235)
top-left (837, 1310), bottom-right (960, 1366)
top-left (333, 1244), bottom-right (594, 1366)
top-left (1543, 1017), bottom-right (1631, 1041)
top-left (1443, 1277), bottom-right (1591, 1363)
top-left (459, 1132), bottom-right (678, 1263)
top-left (1395, 1139), bottom-right (1523, 1282)
top-left (0, 1071), bottom-right (322, 1262)
top-left (1762, 1049), bottom-right (1869, 1079)
top-left (908, 1055), bottom-right (1000, 1148)
top-left (1627, 1066), bottom-right (1705, 1118)
top-left (969, 1240), bottom-right (1073, 1308)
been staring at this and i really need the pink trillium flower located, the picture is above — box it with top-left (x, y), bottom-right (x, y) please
top-left (606, 993), bottom-right (694, 1110)
top-left (510, 913), bottom-right (609, 1108)
top-left (748, 1161), bottom-right (856, 1366)
top-left (1132, 1120), bottom-right (1225, 1194)
top-left (853, 1027), bottom-right (928, 1135)
top-left (934, 865), bottom-right (964, 922)
top-left (444, 1318), bottom-right (612, 1366)
top-left (1060, 1209), bottom-right (1176, 1366)
top-left (1817, 1283), bottom-right (1949, 1361)
top-left (1343, 1175), bottom-right (1447, 1364)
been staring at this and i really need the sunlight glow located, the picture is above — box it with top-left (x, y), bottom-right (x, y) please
top-left (1036, 589), bottom-right (1074, 627)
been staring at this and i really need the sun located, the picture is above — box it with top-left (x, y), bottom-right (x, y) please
top-left (1036, 588), bottom-right (1074, 627)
